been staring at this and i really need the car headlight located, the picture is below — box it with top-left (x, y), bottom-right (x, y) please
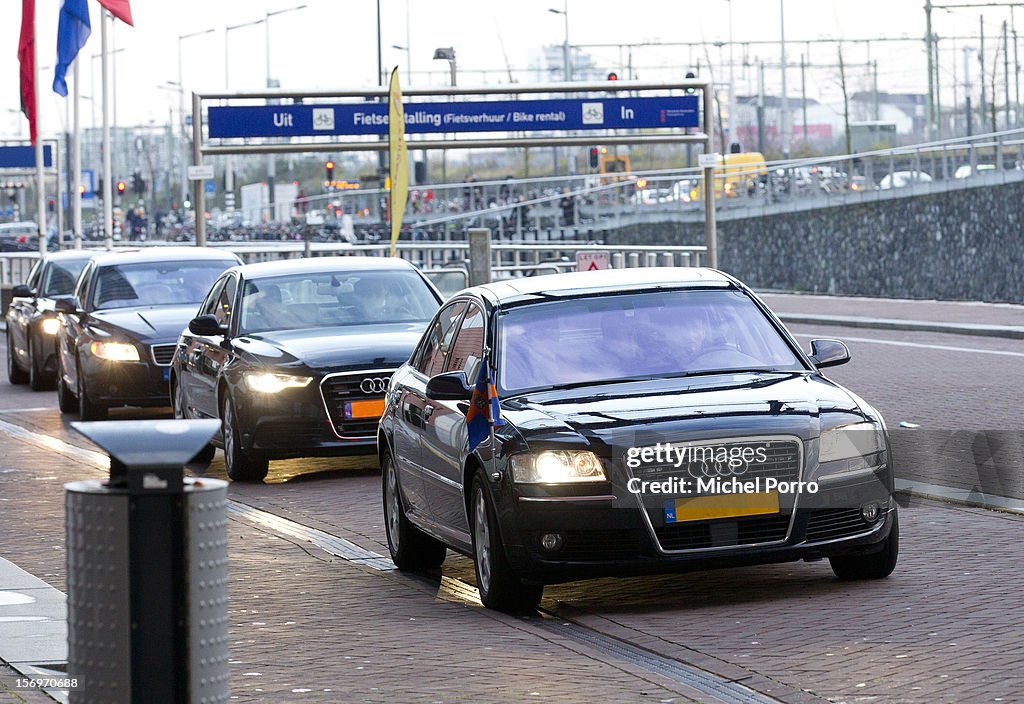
top-left (818, 422), bottom-right (885, 463)
top-left (89, 341), bottom-right (140, 361)
top-left (244, 372), bottom-right (313, 393)
top-left (40, 317), bottom-right (61, 335)
top-left (511, 450), bottom-right (607, 484)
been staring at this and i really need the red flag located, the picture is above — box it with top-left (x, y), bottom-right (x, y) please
top-left (18, 0), bottom-right (36, 144)
top-left (97, 0), bottom-right (133, 26)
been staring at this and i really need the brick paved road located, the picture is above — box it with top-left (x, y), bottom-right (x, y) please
top-left (2, 319), bottom-right (1023, 702)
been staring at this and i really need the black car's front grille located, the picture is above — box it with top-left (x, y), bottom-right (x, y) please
top-left (805, 508), bottom-right (875, 542)
top-left (654, 514), bottom-right (791, 551)
top-left (319, 370), bottom-right (395, 438)
top-left (630, 438), bottom-right (802, 491)
top-left (151, 344), bottom-right (176, 366)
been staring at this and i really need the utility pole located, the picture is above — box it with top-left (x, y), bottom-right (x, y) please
top-left (874, 60), bottom-right (880, 121)
top-left (800, 54), bottom-right (807, 144)
top-left (1014, 12), bottom-right (1021, 127)
top-left (980, 15), bottom-right (987, 129)
top-left (757, 60), bottom-right (765, 154)
top-left (1005, 20), bottom-right (1012, 128)
top-left (964, 46), bottom-right (974, 137)
top-left (779, 0), bottom-right (790, 158)
top-left (926, 0), bottom-right (935, 137)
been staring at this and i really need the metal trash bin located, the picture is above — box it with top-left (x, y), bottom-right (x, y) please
top-left (65, 419), bottom-right (228, 704)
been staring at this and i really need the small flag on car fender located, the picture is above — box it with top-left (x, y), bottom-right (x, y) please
top-left (466, 363), bottom-right (504, 452)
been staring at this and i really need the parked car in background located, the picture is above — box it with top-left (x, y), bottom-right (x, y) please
top-left (380, 268), bottom-right (898, 611)
top-left (954, 163), bottom-right (996, 179)
top-left (6, 250), bottom-right (94, 389)
top-left (0, 222), bottom-right (41, 252)
top-left (878, 171), bottom-right (933, 189)
top-left (172, 257), bottom-right (442, 481)
top-left (55, 247), bottom-right (240, 420)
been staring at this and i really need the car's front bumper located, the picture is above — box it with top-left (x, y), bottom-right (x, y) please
top-left (81, 355), bottom-right (171, 407)
top-left (499, 466), bottom-right (895, 584)
top-left (232, 382), bottom-right (379, 460)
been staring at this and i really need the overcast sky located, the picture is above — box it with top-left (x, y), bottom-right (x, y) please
top-left (1, 0), bottom-right (1019, 138)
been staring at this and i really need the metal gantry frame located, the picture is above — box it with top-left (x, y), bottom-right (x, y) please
top-left (191, 79), bottom-right (718, 267)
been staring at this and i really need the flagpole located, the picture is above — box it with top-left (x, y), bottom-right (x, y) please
top-left (101, 10), bottom-right (113, 251)
top-left (32, 0), bottom-right (46, 259)
top-left (72, 57), bottom-right (82, 250)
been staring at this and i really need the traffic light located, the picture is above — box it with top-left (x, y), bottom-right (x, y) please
top-left (132, 171), bottom-right (145, 194)
top-left (607, 71), bottom-right (618, 81)
top-left (589, 147), bottom-right (600, 170)
top-left (325, 160), bottom-right (335, 184)
top-left (116, 180), bottom-right (127, 196)
top-left (685, 71), bottom-right (697, 95)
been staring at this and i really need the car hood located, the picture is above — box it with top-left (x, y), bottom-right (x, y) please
top-left (231, 322), bottom-right (426, 372)
top-left (502, 372), bottom-right (870, 450)
top-left (89, 304), bottom-right (198, 343)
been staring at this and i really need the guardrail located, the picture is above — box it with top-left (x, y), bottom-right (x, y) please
top-left (0, 241), bottom-right (708, 296)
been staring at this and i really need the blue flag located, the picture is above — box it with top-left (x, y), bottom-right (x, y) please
top-left (466, 362), bottom-right (504, 452)
top-left (53, 0), bottom-right (91, 97)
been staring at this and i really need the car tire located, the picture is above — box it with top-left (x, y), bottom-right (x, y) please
top-left (171, 377), bottom-right (187, 419)
top-left (221, 394), bottom-right (268, 482)
top-left (470, 473), bottom-right (543, 612)
top-left (28, 334), bottom-right (53, 391)
top-left (382, 450), bottom-right (446, 571)
top-left (77, 359), bottom-right (108, 421)
top-left (56, 353), bottom-right (78, 414)
top-left (6, 329), bottom-right (27, 385)
top-left (829, 509), bottom-right (899, 580)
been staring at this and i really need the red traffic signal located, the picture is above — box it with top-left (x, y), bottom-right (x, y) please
top-left (116, 180), bottom-right (127, 194)
top-left (607, 72), bottom-right (618, 81)
top-left (589, 147), bottom-right (600, 169)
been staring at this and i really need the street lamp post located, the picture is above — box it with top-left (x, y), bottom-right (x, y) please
top-left (224, 18), bottom-right (263, 221)
top-left (547, 3), bottom-right (570, 176)
top-left (264, 5), bottom-right (306, 220)
top-left (433, 48), bottom-right (457, 183)
top-left (177, 28), bottom-right (215, 211)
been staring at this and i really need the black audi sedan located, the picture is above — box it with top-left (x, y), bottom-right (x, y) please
top-left (172, 257), bottom-right (442, 481)
top-left (380, 268), bottom-right (898, 611)
top-left (6, 250), bottom-right (94, 390)
top-left (55, 247), bottom-right (241, 421)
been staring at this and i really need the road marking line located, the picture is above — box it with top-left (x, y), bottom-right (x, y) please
top-left (0, 417), bottom-right (395, 571)
top-left (792, 333), bottom-right (1024, 357)
top-left (0, 407), bottom-right (57, 414)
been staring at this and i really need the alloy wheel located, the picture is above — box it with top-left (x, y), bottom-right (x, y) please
top-left (385, 459), bottom-right (401, 553)
top-left (473, 486), bottom-right (492, 594)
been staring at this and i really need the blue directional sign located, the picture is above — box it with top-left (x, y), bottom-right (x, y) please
top-left (208, 96), bottom-right (700, 139)
top-left (0, 145), bottom-right (54, 169)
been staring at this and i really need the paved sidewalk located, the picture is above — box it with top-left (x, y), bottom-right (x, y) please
top-left (759, 291), bottom-right (1024, 335)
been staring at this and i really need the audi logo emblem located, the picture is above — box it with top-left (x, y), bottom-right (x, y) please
top-left (686, 459), bottom-right (749, 479)
top-left (360, 377), bottom-right (390, 394)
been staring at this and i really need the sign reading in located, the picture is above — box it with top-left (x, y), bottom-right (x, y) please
top-left (208, 96), bottom-right (700, 139)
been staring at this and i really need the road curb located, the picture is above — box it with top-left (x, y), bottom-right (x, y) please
top-left (777, 313), bottom-right (1024, 339)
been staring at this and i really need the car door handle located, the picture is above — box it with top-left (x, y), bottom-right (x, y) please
top-left (423, 404), bottom-right (435, 420)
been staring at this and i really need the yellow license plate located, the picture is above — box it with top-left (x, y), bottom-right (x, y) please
top-left (344, 399), bottom-right (386, 419)
top-left (664, 491), bottom-right (780, 524)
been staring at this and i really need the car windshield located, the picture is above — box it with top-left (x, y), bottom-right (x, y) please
top-left (497, 289), bottom-right (805, 393)
top-left (41, 259), bottom-right (88, 296)
top-left (238, 269), bottom-right (440, 334)
top-left (92, 261), bottom-right (234, 310)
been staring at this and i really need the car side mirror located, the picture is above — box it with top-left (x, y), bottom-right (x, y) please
top-left (809, 339), bottom-right (850, 368)
top-left (54, 296), bottom-right (80, 315)
top-left (188, 314), bottom-right (228, 337)
top-left (12, 284), bottom-right (35, 298)
top-left (425, 370), bottom-right (473, 401)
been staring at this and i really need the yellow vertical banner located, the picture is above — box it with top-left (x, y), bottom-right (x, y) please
top-left (388, 67), bottom-right (409, 257)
